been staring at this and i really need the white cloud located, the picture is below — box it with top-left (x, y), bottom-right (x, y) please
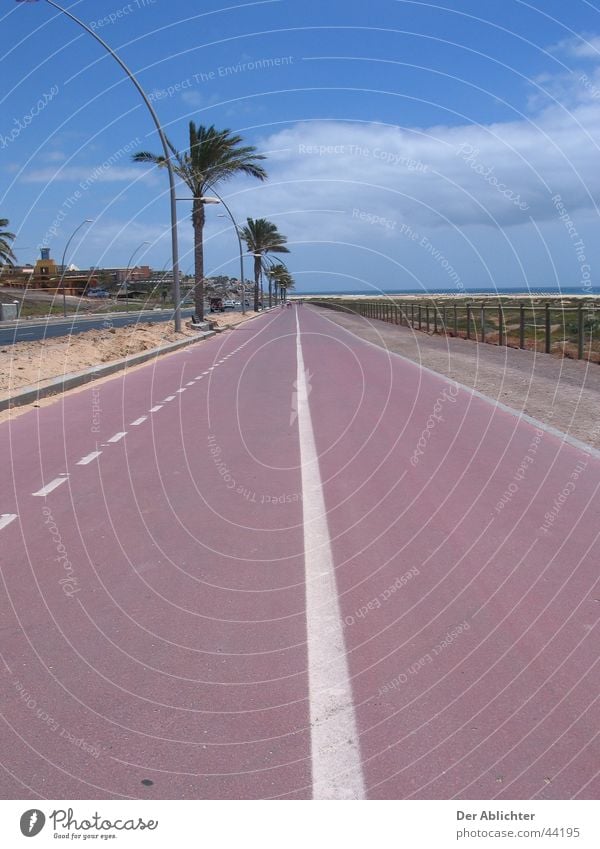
top-left (41, 150), bottom-right (66, 163)
top-left (551, 33), bottom-right (600, 60)
top-left (248, 96), bottom-right (600, 244)
top-left (22, 166), bottom-right (148, 184)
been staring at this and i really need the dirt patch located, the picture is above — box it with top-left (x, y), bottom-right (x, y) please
top-left (0, 321), bottom-right (198, 397)
top-left (312, 306), bottom-right (600, 451)
top-left (0, 309), bottom-right (263, 422)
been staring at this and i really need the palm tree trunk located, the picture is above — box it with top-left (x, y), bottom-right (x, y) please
top-left (253, 255), bottom-right (261, 312)
top-left (193, 199), bottom-right (205, 321)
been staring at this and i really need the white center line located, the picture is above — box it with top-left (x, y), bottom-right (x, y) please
top-left (107, 432), bottom-right (127, 443)
top-left (0, 514), bottom-right (17, 531)
top-left (76, 451), bottom-right (102, 466)
top-left (33, 476), bottom-right (69, 497)
top-left (295, 309), bottom-right (365, 801)
top-left (149, 405), bottom-right (163, 413)
top-left (161, 396), bottom-right (176, 403)
top-left (130, 416), bottom-right (147, 426)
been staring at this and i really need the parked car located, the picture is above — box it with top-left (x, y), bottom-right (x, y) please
top-left (88, 289), bottom-right (110, 298)
top-left (209, 297), bottom-right (225, 312)
top-left (223, 299), bottom-right (236, 310)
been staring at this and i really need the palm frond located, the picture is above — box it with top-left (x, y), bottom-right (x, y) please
top-left (0, 218), bottom-right (16, 266)
top-left (132, 151), bottom-right (169, 167)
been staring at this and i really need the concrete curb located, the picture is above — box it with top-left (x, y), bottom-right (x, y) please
top-left (0, 329), bottom-right (215, 412)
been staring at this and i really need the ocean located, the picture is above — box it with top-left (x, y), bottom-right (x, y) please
top-left (300, 286), bottom-right (598, 296)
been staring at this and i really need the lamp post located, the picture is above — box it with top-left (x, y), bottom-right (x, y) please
top-left (205, 191), bottom-right (246, 315)
top-left (218, 215), bottom-right (248, 312)
top-left (60, 218), bottom-right (93, 318)
top-left (124, 241), bottom-right (150, 312)
top-left (176, 193), bottom-right (247, 316)
top-left (18, 0), bottom-right (182, 332)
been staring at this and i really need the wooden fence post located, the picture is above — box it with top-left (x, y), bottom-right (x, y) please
top-left (519, 304), bottom-right (525, 349)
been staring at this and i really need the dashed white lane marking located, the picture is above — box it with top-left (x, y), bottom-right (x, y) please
top-left (161, 396), bottom-right (176, 403)
top-left (201, 371), bottom-right (209, 375)
top-left (176, 388), bottom-right (186, 393)
top-left (149, 405), bottom-right (163, 413)
top-left (0, 514), bottom-right (17, 531)
top-left (186, 381), bottom-right (195, 386)
top-left (130, 416), bottom-right (147, 426)
top-left (76, 451), bottom-right (102, 466)
top-left (295, 310), bottom-right (365, 800)
top-left (33, 476), bottom-right (69, 497)
top-left (194, 375), bottom-right (204, 380)
top-left (107, 432), bottom-right (127, 443)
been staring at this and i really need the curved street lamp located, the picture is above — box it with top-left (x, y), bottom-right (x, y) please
top-left (60, 218), bottom-right (93, 318)
top-left (17, 0), bottom-right (182, 332)
top-left (176, 193), bottom-right (247, 316)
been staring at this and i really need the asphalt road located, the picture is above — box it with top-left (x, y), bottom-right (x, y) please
top-left (0, 308), bottom-right (195, 345)
top-left (0, 305), bottom-right (597, 799)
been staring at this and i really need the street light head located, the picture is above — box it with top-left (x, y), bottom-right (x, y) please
top-left (200, 196), bottom-right (220, 205)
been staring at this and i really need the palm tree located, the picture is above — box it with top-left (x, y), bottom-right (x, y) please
top-left (239, 218), bottom-right (289, 311)
top-left (133, 123), bottom-right (267, 320)
top-left (268, 263), bottom-right (294, 303)
top-left (0, 219), bottom-right (16, 268)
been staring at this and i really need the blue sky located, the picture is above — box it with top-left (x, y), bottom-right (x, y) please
top-left (2, 0), bottom-right (600, 292)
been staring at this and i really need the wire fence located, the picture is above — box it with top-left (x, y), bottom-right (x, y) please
top-left (311, 299), bottom-right (600, 362)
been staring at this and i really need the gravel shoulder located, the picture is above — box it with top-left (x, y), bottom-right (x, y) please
top-left (312, 305), bottom-right (600, 450)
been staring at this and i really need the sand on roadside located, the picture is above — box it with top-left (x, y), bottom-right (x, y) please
top-left (0, 308), bottom-right (262, 422)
